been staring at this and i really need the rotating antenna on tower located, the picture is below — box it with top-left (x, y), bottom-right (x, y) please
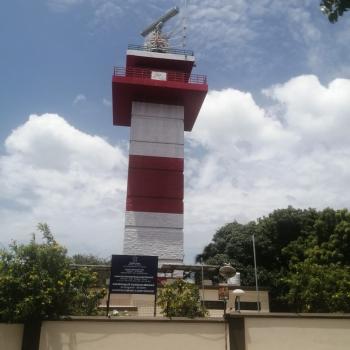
top-left (140, 6), bottom-right (180, 52)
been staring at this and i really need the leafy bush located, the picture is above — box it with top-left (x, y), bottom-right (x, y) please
top-left (157, 279), bottom-right (207, 318)
top-left (0, 223), bottom-right (106, 322)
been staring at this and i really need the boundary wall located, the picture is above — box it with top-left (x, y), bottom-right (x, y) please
top-left (228, 313), bottom-right (350, 350)
top-left (2, 313), bottom-right (350, 350)
top-left (39, 318), bottom-right (226, 350)
top-left (0, 323), bottom-right (23, 350)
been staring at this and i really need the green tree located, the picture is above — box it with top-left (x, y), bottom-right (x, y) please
top-left (198, 207), bottom-right (317, 287)
top-left (0, 223), bottom-right (106, 323)
top-left (199, 207), bottom-right (350, 313)
top-left (157, 280), bottom-right (207, 318)
top-left (321, 0), bottom-right (350, 22)
top-left (281, 262), bottom-right (350, 312)
top-left (280, 208), bottom-right (350, 312)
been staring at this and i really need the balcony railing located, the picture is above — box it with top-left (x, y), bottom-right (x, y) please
top-left (128, 44), bottom-right (194, 57)
top-left (113, 66), bottom-right (207, 85)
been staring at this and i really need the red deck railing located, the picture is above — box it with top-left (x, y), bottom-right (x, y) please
top-left (113, 67), bottom-right (207, 85)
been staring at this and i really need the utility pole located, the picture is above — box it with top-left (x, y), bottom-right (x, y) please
top-left (252, 234), bottom-right (260, 311)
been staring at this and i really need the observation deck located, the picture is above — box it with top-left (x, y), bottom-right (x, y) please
top-left (113, 67), bottom-right (206, 85)
top-left (112, 45), bottom-right (208, 131)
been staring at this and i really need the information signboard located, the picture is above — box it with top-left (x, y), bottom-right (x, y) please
top-left (218, 284), bottom-right (229, 300)
top-left (109, 255), bottom-right (158, 295)
top-left (151, 71), bottom-right (167, 81)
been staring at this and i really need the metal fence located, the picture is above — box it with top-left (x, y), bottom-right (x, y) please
top-left (113, 66), bottom-right (207, 85)
top-left (127, 44), bottom-right (194, 57)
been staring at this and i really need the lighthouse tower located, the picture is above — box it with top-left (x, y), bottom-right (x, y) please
top-left (112, 8), bottom-right (207, 264)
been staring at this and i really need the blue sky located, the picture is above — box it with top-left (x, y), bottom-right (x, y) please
top-left (1, 0), bottom-right (350, 262)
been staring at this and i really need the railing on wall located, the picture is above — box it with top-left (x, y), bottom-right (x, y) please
top-left (127, 44), bottom-right (194, 57)
top-left (113, 66), bottom-right (207, 85)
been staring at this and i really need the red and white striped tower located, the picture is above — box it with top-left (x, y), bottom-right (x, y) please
top-left (112, 44), bottom-right (207, 264)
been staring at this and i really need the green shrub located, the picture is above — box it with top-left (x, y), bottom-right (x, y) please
top-left (157, 279), bottom-right (207, 318)
top-left (0, 223), bottom-right (106, 322)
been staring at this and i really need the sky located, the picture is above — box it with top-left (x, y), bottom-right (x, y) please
top-left (1, 0), bottom-right (350, 262)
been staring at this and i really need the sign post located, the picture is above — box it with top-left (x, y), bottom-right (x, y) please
top-left (107, 255), bottom-right (158, 316)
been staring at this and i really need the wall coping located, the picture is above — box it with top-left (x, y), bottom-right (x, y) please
top-left (43, 316), bottom-right (226, 323)
top-left (227, 312), bottom-right (350, 319)
top-left (203, 285), bottom-right (269, 291)
top-left (5, 313), bottom-right (350, 325)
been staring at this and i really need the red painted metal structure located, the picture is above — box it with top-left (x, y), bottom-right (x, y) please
top-left (112, 50), bottom-right (208, 131)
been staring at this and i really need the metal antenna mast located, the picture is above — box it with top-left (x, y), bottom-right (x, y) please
top-left (182, 0), bottom-right (188, 49)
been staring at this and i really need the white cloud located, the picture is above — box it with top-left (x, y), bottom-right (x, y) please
top-left (2, 75), bottom-right (350, 262)
top-left (0, 114), bottom-right (127, 257)
top-left (188, 88), bottom-right (296, 161)
top-left (287, 6), bottom-right (321, 43)
top-left (45, 0), bottom-right (350, 79)
top-left (73, 94), bottom-right (87, 104)
top-left (184, 75), bottom-right (350, 260)
top-left (92, 1), bottom-right (122, 27)
top-left (47, 0), bottom-right (125, 25)
top-left (47, 0), bottom-right (84, 11)
top-left (175, 1), bottom-right (350, 80)
top-left (102, 98), bottom-right (112, 107)
top-left (264, 76), bottom-right (350, 148)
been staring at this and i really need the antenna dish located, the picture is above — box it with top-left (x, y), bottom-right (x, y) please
top-left (140, 7), bottom-right (179, 52)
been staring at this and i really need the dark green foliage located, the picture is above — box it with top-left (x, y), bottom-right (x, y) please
top-left (71, 254), bottom-right (111, 288)
top-left (72, 254), bottom-right (110, 266)
top-left (281, 262), bottom-right (350, 312)
top-left (321, 0), bottom-right (350, 22)
top-left (199, 207), bottom-right (350, 312)
top-left (157, 280), bottom-right (207, 318)
top-left (0, 224), bottom-right (106, 322)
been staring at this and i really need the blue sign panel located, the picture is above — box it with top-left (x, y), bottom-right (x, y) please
top-left (109, 255), bottom-right (158, 295)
